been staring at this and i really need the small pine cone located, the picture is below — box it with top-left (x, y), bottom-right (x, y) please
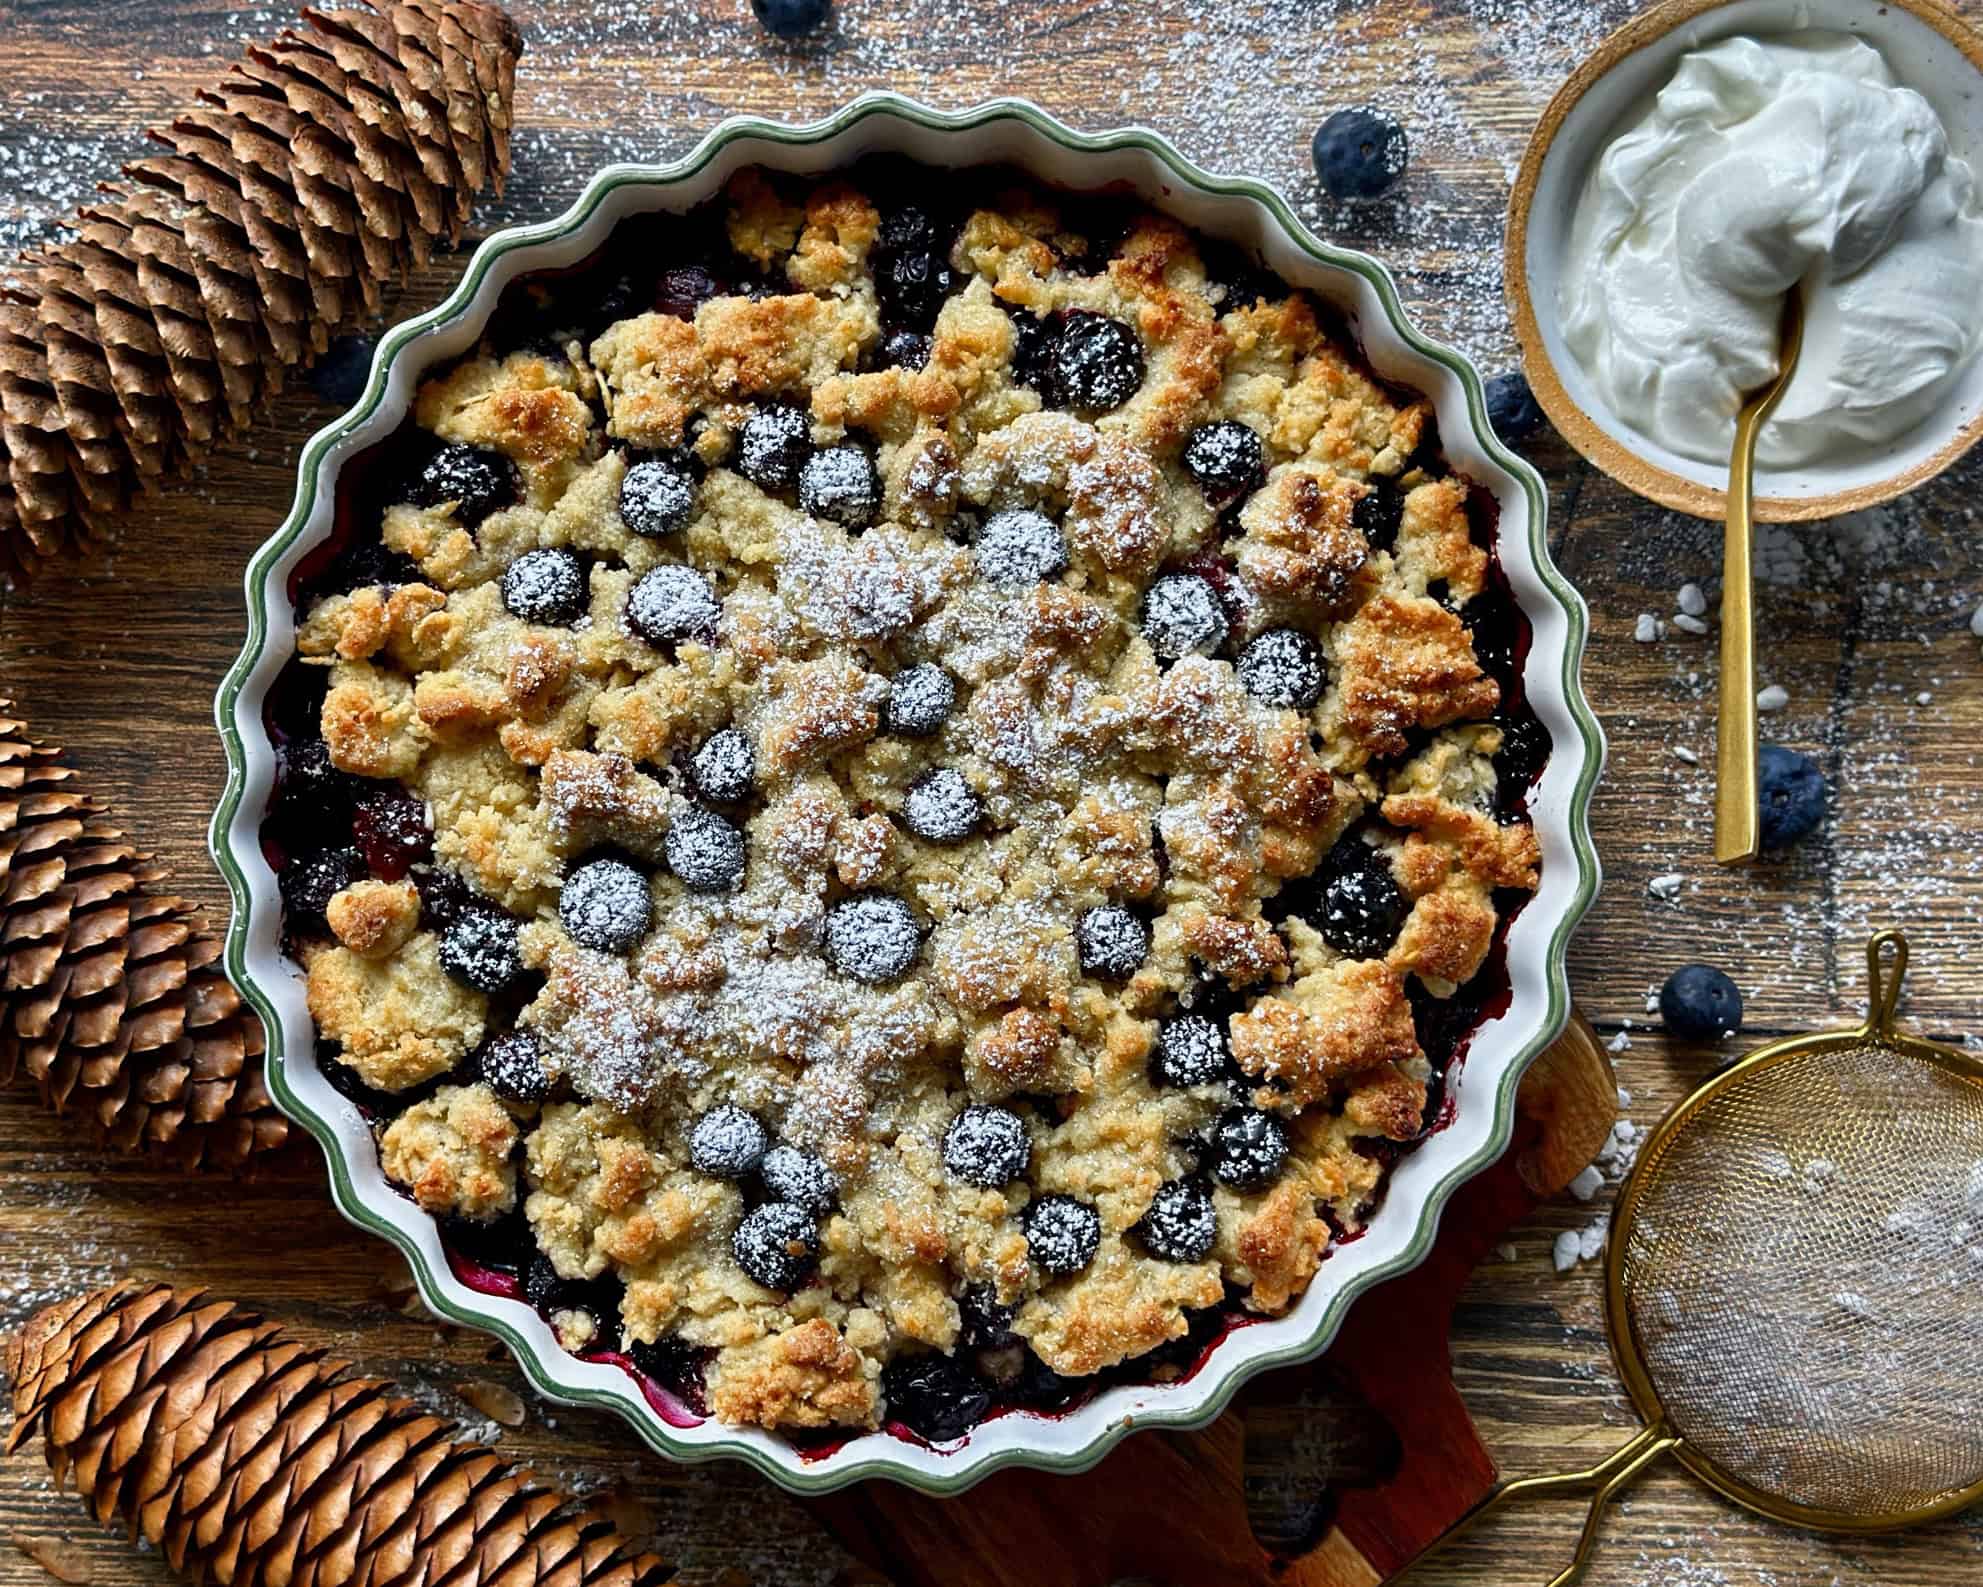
top-left (0, 701), bottom-right (286, 1168)
top-left (3, 1283), bottom-right (682, 1587)
top-left (0, 0), bottom-right (525, 582)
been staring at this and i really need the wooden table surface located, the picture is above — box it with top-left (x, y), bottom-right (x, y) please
top-left (4, 2), bottom-right (1982, 1584)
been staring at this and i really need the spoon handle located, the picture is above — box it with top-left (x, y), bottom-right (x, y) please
top-left (1714, 434), bottom-right (1761, 864)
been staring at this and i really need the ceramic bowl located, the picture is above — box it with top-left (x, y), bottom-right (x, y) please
top-left (212, 93), bottom-right (1604, 1495)
top-left (1507, 0), bottom-right (1983, 521)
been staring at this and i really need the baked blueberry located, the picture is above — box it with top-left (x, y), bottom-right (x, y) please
top-left (1312, 108), bottom-right (1408, 201)
top-left (1022, 1194), bottom-right (1101, 1277)
top-left (882, 1351), bottom-right (991, 1442)
top-left (903, 768), bottom-right (983, 845)
top-left (309, 333), bottom-right (376, 408)
top-left (1485, 371), bottom-right (1544, 443)
top-left (1050, 311), bottom-right (1144, 414)
top-left (1210, 1106), bottom-right (1290, 1191)
top-left (1135, 1179), bottom-right (1217, 1262)
top-left (750, 0), bottom-right (830, 38)
top-left (879, 328), bottom-right (932, 369)
top-left (1351, 479), bottom-right (1406, 551)
top-left (822, 892), bottom-right (921, 984)
top-left (736, 402), bottom-right (812, 490)
top-left (558, 858), bottom-right (652, 953)
top-left (664, 805), bottom-right (747, 892)
top-left (873, 206), bottom-right (957, 329)
top-left (1659, 964), bottom-right (1744, 1040)
top-left (619, 456), bottom-right (698, 538)
top-left (690, 728), bottom-right (755, 804)
top-left (471, 1029), bottom-right (551, 1105)
top-left (1314, 832), bottom-right (1409, 960)
top-left (957, 1282), bottom-right (1017, 1349)
top-left (732, 1202), bottom-right (819, 1291)
top-left (407, 442), bottom-right (517, 527)
top-left (885, 663), bottom-right (956, 737)
top-left (350, 786), bottom-right (432, 881)
top-left (759, 1143), bottom-right (839, 1212)
top-left (627, 564), bottom-right (721, 646)
top-left (1237, 628), bottom-right (1325, 710)
top-left (1008, 310), bottom-right (1058, 397)
top-left (1075, 904), bottom-right (1149, 980)
top-left (279, 846), bottom-right (363, 934)
top-left (1152, 1013), bottom-right (1228, 1089)
top-left (275, 737), bottom-right (363, 827)
top-left (653, 264), bottom-right (728, 320)
top-left (1141, 572), bottom-right (1230, 662)
top-left (439, 907), bottom-right (524, 994)
top-left (942, 1104), bottom-right (1031, 1187)
top-left (976, 508), bottom-right (1068, 587)
top-left (690, 1104), bottom-right (770, 1178)
top-left (798, 444), bottom-right (880, 529)
top-left (524, 1255), bottom-right (623, 1325)
top-left (1759, 745), bottom-right (1825, 849)
top-left (501, 548), bottom-right (588, 625)
top-left (1182, 421), bottom-right (1264, 498)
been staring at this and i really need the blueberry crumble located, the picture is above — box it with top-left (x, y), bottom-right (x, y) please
top-left (270, 162), bottom-right (1545, 1442)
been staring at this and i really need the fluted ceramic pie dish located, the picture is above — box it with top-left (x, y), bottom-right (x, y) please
top-left (211, 93), bottom-right (1603, 1495)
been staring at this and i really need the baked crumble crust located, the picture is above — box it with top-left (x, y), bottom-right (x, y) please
top-left (269, 163), bottom-right (1546, 1438)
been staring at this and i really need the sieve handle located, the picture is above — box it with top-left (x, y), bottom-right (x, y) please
top-left (1862, 928), bottom-right (1909, 1039)
top-left (1407, 1421), bottom-right (1683, 1587)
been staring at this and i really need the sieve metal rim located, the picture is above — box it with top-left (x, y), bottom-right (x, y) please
top-left (1600, 930), bottom-right (1983, 1534)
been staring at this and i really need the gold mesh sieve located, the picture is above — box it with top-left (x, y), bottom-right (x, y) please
top-left (1434, 930), bottom-right (1983, 1586)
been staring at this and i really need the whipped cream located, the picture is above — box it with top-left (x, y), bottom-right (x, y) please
top-left (1560, 32), bottom-right (1983, 469)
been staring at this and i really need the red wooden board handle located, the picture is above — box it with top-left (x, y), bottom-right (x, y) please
top-left (809, 1014), bottom-right (1615, 1587)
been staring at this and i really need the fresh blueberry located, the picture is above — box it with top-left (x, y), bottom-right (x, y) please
top-left (976, 508), bottom-right (1069, 587)
top-left (882, 1352), bottom-right (990, 1443)
top-left (732, 1202), bottom-right (819, 1291)
top-left (690, 1104), bottom-right (770, 1178)
top-left (885, 663), bottom-right (957, 737)
top-left (1135, 1179), bottom-right (1218, 1262)
top-left (1659, 964), bottom-right (1744, 1040)
top-left (309, 333), bottom-right (376, 408)
top-left (903, 768), bottom-right (983, 845)
top-left (798, 444), bottom-right (881, 530)
top-left (620, 456), bottom-right (698, 538)
top-left (559, 858), bottom-right (652, 953)
top-left (1312, 108), bottom-right (1408, 201)
top-left (279, 846), bottom-right (363, 934)
top-left (627, 563), bottom-right (721, 646)
top-left (406, 442), bottom-right (517, 528)
top-left (1758, 746), bottom-right (1825, 849)
top-left (1141, 572), bottom-right (1230, 662)
top-left (822, 892), bottom-right (921, 984)
top-left (1313, 832), bottom-right (1409, 960)
top-left (1484, 371), bottom-right (1545, 443)
top-left (690, 728), bottom-right (755, 804)
top-left (736, 402), bottom-right (813, 490)
top-left (439, 907), bottom-right (524, 994)
top-left (1181, 421), bottom-right (1264, 499)
top-left (1049, 311), bottom-right (1145, 414)
top-left (1152, 1013), bottom-right (1228, 1089)
top-left (942, 1104), bottom-right (1031, 1187)
top-left (1237, 628), bottom-right (1325, 710)
top-left (1075, 905), bottom-right (1149, 981)
top-left (1022, 1194), bottom-right (1101, 1277)
top-left (471, 1029), bottom-right (550, 1105)
top-left (759, 1143), bottom-right (839, 1211)
top-left (501, 548), bottom-right (588, 626)
top-left (664, 805), bottom-right (747, 892)
top-left (1210, 1106), bottom-right (1290, 1191)
top-left (750, 0), bottom-right (831, 38)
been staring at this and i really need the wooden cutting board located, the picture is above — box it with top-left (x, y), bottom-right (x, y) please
top-left (809, 1013), bottom-right (1616, 1587)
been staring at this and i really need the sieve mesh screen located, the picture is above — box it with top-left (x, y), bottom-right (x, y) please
top-left (1619, 1042), bottom-right (1983, 1518)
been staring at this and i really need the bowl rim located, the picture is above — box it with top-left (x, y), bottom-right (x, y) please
top-left (1505, 0), bottom-right (1983, 523)
top-left (210, 90), bottom-right (1605, 1496)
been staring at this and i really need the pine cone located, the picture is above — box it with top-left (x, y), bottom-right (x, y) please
top-left (0, 0), bottom-right (525, 582)
top-left (4, 1283), bottom-right (682, 1587)
top-left (0, 701), bottom-right (286, 1168)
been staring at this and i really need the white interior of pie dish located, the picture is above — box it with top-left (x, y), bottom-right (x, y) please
top-left (212, 94), bottom-right (1604, 1496)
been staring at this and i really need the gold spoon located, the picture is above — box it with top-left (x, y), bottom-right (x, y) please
top-left (1714, 290), bottom-right (1805, 866)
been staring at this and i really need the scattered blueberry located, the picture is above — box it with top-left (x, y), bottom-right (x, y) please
top-left (1351, 478), bottom-right (1406, 552)
top-left (279, 846), bottom-right (363, 934)
top-left (627, 563), bottom-right (721, 646)
top-left (732, 1201), bottom-right (819, 1291)
top-left (798, 444), bottom-right (881, 530)
top-left (690, 1104), bottom-right (770, 1178)
top-left (1141, 572), bottom-right (1230, 662)
top-left (1210, 1107), bottom-right (1290, 1191)
top-left (750, 0), bottom-right (831, 38)
top-left (1076, 905), bottom-right (1150, 980)
top-left (1237, 627), bottom-right (1325, 710)
top-left (942, 1104), bottom-right (1032, 1187)
top-left (559, 858), bottom-right (653, 953)
top-left (882, 1351), bottom-right (990, 1443)
top-left (885, 663), bottom-right (956, 737)
top-left (653, 264), bottom-right (728, 320)
top-left (879, 328), bottom-right (933, 369)
top-left (1022, 1194), bottom-right (1102, 1277)
top-left (1181, 421), bottom-right (1265, 499)
top-left (665, 805), bottom-right (747, 892)
top-left (620, 456), bottom-right (699, 538)
top-left (1484, 371), bottom-right (1545, 443)
top-left (1050, 311), bottom-right (1145, 414)
top-left (759, 1143), bottom-right (839, 1212)
top-left (976, 508), bottom-right (1069, 587)
top-left (1314, 832), bottom-right (1409, 960)
top-left (1659, 964), bottom-right (1744, 1040)
top-left (822, 892), bottom-right (921, 984)
top-left (309, 333), bottom-right (376, 408)
top-left (472, 1029), bottom-right (551, 1105)
top-left (1758, 745), bottom-right (1826, 849)
top-left (350, 786), bottom-right (432, 881)
top-left (1135, 1179), bottom-right (1218, 1262)
top-left (439, 907), bottom-right (524, 994)
top-left (1312, 108), bottom-right (1408, 201)
top-left (690, 728), bottom-right (755, 804)
top-left (903, 768), bottom-right (983, 845)
top-left (501, 548), bottom-right (588, 625)
top-left (736, 402), bottom-right (813, 491)
top-left (407, 442), bottom-right (517, 528)
top-left (1152, 1013), bottom-right (1228, 1089)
